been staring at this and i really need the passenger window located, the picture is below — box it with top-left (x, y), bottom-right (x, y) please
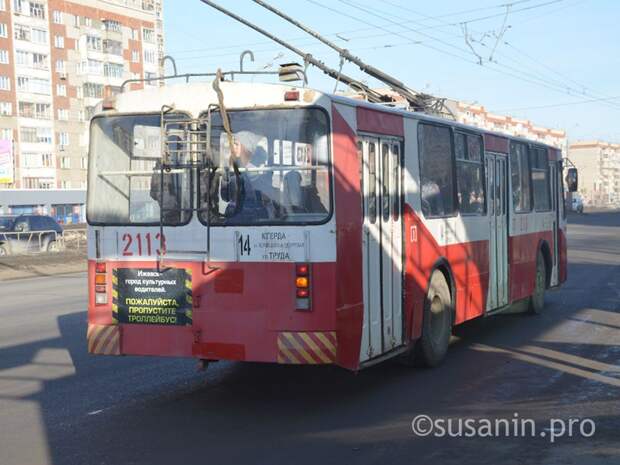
top-left (510, 142), bottom-right (531, 212)
top-left (382, 143), bottom-right (390, 222)
top-left (455, 132), bottom-right (485, 215)
top-left (368, 142), bottom-right (377, 224)
top-left (418, 124), bottom-right (455, 217)
top-left (392, 143), bottom-right (400, 221)
top-left (530, 147), bottom-right (551, 211)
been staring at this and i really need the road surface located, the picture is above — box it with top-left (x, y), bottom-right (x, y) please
top-left (0, 212), bottom-right (618, 465)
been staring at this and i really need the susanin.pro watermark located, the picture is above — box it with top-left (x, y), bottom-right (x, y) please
top-left (411, 413), bottom-right (596, 443)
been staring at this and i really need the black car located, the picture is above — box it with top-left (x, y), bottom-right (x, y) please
top-left (0, 214), bottom-right (64, 256)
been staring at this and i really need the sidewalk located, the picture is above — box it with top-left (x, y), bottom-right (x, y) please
top-left (0, 250), bottom-right (86, 281)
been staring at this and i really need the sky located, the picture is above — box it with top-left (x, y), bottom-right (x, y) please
top-left (162, 0), bottom-right (619, 143)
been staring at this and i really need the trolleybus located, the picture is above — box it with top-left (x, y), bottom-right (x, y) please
top-left (86, 79), bottom-right (577, 370)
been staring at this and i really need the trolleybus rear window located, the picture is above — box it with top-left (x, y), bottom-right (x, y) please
top-left (198, 108), bottom-right (331, 226)
top-left (87, 113), bottom-right (192, 225)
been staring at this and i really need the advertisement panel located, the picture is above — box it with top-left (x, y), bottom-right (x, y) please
top-left (0, 140), bottom-right (13, 184)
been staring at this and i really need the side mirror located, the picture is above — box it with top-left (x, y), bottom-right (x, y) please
top-left (566, 168), bottom-right (578, 192)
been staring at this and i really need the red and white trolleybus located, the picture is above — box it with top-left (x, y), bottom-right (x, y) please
top-left (86, 79), bottom-right (576, 370)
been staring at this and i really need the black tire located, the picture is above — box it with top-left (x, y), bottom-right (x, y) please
top-left (529, 251), bottom-right (546, 314)
top-left (416, 270), bottom-right (453, 367)
top-left (0, 244), bottom-right (8, 257)
top-left (47, 240), bottom-right (60, 253)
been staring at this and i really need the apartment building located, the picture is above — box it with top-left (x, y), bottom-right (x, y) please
top-left (0, 0), bottom-right (163, 193)
top-left (447, 101), bottom-right (567, 152)
top-left (568, 141), bottom-right (620, 207)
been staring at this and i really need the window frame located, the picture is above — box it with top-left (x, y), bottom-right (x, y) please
top-left (195, 105), bottom-right (334, 228)
top-left (529, 144), bottom-right (552, 212)
top-left (86, 111), bottom-right (195, 227)
top-left (510, 140), bottom-right (533, 214)
top-left (454, 129), bottom-right (487, 217)
top-left (417, 121), bottom-right (458, 219)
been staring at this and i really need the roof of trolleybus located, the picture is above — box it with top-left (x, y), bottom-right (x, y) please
top-left (100, 80), bottom-right (559, 154)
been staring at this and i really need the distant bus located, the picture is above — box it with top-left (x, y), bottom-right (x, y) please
top-left (86, 80), bottom-right (576, 370)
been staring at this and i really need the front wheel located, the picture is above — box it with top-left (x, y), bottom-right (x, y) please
top-left (47, 240), bottom-right (60, 253)
top-left (529, 251), bottom-right (546, 314)
top-left (0, 243), bottom-right (8, 256)
top-left (416, 271), bottom-right (453, 367)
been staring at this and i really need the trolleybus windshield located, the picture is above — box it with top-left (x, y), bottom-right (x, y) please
top-left (199, 108), bottom-right (331, 226)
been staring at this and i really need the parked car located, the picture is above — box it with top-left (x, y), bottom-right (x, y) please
top-left (0, 214), bottom-right (63, 256)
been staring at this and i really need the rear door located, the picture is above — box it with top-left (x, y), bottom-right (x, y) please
top-left (359, 136), bottom-right (403, 361)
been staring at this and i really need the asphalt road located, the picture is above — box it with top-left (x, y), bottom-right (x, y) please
top-left (0, 212), bottom-right (618, 465)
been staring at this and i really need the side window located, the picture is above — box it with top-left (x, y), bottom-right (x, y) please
top-left (392, 143), bottom-right (400, 221)
top-left (510, 142), bottom-right (531, 212)
top-left (418, 124), bottom-right (455, 217)
top-left (530, 147), bottom-right (551, 211)
top-left (455, 132), bottom-right (485, 215)
top-left (381, 143), bottom-right (390, 222)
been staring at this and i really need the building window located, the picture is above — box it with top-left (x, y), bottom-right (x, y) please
top-left (0, 76), bottom-right (10, 91)
top-left (60, 180), bottom-right (70, 189)
top-left (86, 35), bottom-right (102, 51)
top-left (83, 82), bottom-right (103, 98)
top-left (0, 23), bottom-right (7, 38)
top-left (30, 2), bottom-right (45, 19)
top-left (17, 76), bottom-right (50, 94)
top-left (53, 10), bottom-right (63, 24)
top-left (32, 53), bottom-right (48, 69)
top-left (14, 24), bottom-right (29, 41)
top-left (57, 108), bottom-right (69, 120)
top-left (32, 28), bottom-right (48, 44)
top-left (60, 156), bottom-right (71, 169)
top-left (80, 157), bottom-right (87, 170)
top-left (131, 50), bottom-right (140, 63)
top-left (103, 39), bottom-right (122, 56)
top-left (56, 84), bottom-right (66, 96)
top-left (104, 62), bottom-right (124, 78)
top-left (21, 127), bottom-right (52, 144)
top-left (84, 17), bottom-right (92, 27)
top-left (18, 102), bottom-right (51, 119)
top-left (59, 132), bottom-right (69, 146)
top-left (143, 49), bottom-right (156, 64)
top-left (142, 28), bottom-right (155, 43)
top-left (56, 59), bottom-right (66, 73)
top-left (0, 128), bottom-right (12, 140)
top-left (510, 142), bottom-right (532, 212)
top-left (145, 71), bottom-right (157, 85)
top-left (54, 35), bottom-right (64, 48)
top-left (103, 19), bottom-right (121, 32)
top-left (0, 50), bottom-right (8, 64)
top-left (130, 28), bottom-right (138, 40)
top-left (76, 86), bottom-right (82, 99)
top-left (0, 1), bottom-right (5, 11)
top-left (455, 132), bottom-right (486, 215)
top-left (0, 102), bottom-right (11, 115)
top-left (418, 123), bottom-right (456, 217)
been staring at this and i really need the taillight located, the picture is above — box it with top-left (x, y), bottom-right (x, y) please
top-left (95, 262), bottom-right (108, 305)
top-left (295, 263), bottom-right (311, 310)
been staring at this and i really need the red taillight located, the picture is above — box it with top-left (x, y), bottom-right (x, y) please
top-left (284, 90), bottom-right (300, 101)
top-left (295, 263), bottom-right (311, 311)
top-left (94, 262), bottom-right (108, 305)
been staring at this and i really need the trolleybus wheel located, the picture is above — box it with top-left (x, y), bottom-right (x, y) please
top-left (529, 251), bottom-right (546, 314)
top-left (416, 270), bottom-right (453, 367)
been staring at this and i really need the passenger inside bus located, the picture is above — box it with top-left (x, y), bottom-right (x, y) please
top-left (220, 130), bottom-right (279, 221)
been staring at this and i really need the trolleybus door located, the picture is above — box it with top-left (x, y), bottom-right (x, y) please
top-left (359, 136), bottom-right (403, 361)
top-left (549, 161), bottom-right (560, 286)
top-left (487, 152), bottom-right (509, 310)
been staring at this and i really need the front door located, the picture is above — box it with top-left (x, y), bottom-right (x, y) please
top-left (549, 161), bottom-right (560, 286)
top-left (487, 152), bottom-right (509, 310)
top-left (359, 136), bottom-right (403, 361)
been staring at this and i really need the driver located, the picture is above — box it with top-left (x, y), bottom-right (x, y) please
top-left (221, 130), bottom-right (276, 220)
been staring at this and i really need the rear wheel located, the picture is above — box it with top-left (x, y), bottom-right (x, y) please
top-left (416, 271), bottom-right (453, 367)
top-left (47, 240), bottom-right (60, 253)
top-left (0, 244), bottom-right (7, 256)
top-left (529, 251), bottom-right (546, 314)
